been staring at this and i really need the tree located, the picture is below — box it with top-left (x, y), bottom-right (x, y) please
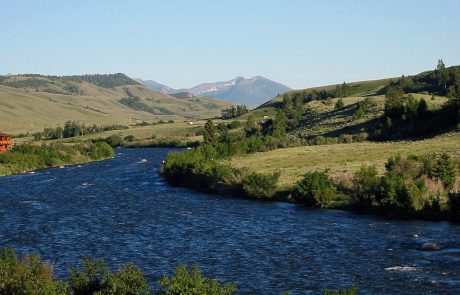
top-left (399, 75), bottom-right (414, 92)
top-left (436, 59), bottom-right (449, 90)
top-left (341, 82), bottom-right (350, 97)
top-left (335, 98), bottom-right (345, 109)
top-left (203, 119), bottom-right (218, 144)
top-left (384, 87), bottom-right (405, 119)
top-left (273, 110), bottom-right (288, 138)
top-left (404, 94), bottom-right (419, 120)
top-left (244, 116), bottom-right (259, 137)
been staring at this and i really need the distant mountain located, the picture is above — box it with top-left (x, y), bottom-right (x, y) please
top-left (134, 78), bottom-right (176, 94)
top-left (138, 76), bottom-right (291, 106)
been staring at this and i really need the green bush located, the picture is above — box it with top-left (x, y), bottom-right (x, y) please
top-left (158, 264), bottom-right (237, 295)
top-left (242, 171), bottom-right (281, 199)
top-left (295, 171), bottom-right (336, 207)
top-left (375, 162), bottom-right (427, 211)
top-left (432, 153), bottom-right (456, 188)
top-left (105, 134), bottom-right (124, 147)
top-left (0, 248), bottom-right (68, 295)
top-left (88, 142), bottom-right (114, 160)
top-left (335, 98), bottom-right (345, 109)
top-left (69, 256), bottom-right (149, 295)
top-left (124, 135), bottom-right (135, 142)
top-left (353, 165), bottom-right (380, 209)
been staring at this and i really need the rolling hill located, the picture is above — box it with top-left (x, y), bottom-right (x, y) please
top-left (0, 74), bottom-right (232, 133)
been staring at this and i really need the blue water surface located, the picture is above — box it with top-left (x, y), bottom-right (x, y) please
top-left (1, 148), bottom-right (459, 294)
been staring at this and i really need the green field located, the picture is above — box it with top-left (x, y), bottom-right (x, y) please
top-left (230, 132), bottom-right (460, 187)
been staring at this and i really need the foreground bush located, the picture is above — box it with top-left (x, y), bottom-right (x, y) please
top-left (295, 171), bottom-right (336, 207)
top-left (158, 264), bottom-right (237, 295)
top-left (0, 248), bottom-right (68, 295)
top-left (0, 248), bottom-right (358, 294)
top-left (69, 256), bottom-right (149, 295)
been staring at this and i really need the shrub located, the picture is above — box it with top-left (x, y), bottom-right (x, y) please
top-left (69, 256), bottom-right (149, 295)
top-left (105, 134), bottom-right (124, 147)
top-left (242, 171), bottom-right (281, 199)
top-left (376, 172), bottom-right (426, 211)
top-left (335, 98), bottom-right (345, 109)
top-left (432, 153), bottom-right (456, 188)
top-left (353, 165), bottom-right (380, 209)
top-left (296, 171), bottom-right (336, 207)
top-left (158, 264), bottom-right (237, 295)
top-left (88, 142), bottom-right (114, 160)
top-left (0, 248), bottom-right (68, 295)
top-left (124, 135), bottom-right (135, 142)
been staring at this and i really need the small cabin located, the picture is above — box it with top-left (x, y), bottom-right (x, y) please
top-left (0, 132), bottom-right (13, 152)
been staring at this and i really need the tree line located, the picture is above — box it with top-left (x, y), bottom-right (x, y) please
top-left (0, 142), bottom-right (114, 175)
top-left (220, 105), bottom-right (249, 119)
top-left (33, 121), bottom-right (128, 140)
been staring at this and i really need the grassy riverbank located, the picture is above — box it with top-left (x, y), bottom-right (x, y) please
top-left (230, 132), bottom-right (460, 187)
top-left (0, 142), bottom-right (114, 176)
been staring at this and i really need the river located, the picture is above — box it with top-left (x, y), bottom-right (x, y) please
top-left (0, 148), bottom-right (459, 294)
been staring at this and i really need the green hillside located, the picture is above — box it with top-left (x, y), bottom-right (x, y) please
top-left (0, 74), bottom-right (232, 134)
top-left (248, 63), bottom-right (459, 140)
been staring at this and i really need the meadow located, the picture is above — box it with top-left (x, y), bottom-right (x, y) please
top-left (230, 132), bottom-right (460, 187)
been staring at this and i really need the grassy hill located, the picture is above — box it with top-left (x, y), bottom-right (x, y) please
top-left (0, 74), bottom-right (232, 133)
top-left (230, 63), bottom-right (460, 186)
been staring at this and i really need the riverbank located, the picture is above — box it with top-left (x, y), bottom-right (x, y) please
top-left (161, 140), bottom-right (460, 222)
top-left (0, 141), bottom-right (114, 176)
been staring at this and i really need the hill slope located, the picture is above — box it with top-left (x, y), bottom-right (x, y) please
top-left (0, 74), bottom-right (232, 133)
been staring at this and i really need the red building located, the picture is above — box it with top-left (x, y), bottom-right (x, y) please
top-left (0, 132), bottom-right (13, 152)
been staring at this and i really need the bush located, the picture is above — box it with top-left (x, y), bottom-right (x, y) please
top-left (242, 171), bottom-right (281, 199)
top-left (295, 171), bottom-right (336, 207)
top-left (432, 153), bottom-right (456, 188)
top-left (353, 165), bottom-right (380, 209)
top-left (335, 98), bottom-right (345, 109)
top-left (376, 171), bottom-right (426, 211)
top-left (69, 256), bottom-right (150, 295)
top-left (88, 142), bottom-right (114, 160)
top-left (105, 134), bottom-right (124, 147)
top-left (158, 264), bottom-right (237, 295)
top-left (124, 135), bottom-right (135, 142)
top-left (0, 248), bottom-right (68, 295)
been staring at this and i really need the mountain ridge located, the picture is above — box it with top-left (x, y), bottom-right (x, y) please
top-left (137, 76), bottom-right (291, 106)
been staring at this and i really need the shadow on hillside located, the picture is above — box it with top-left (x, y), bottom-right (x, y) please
top-left (297, 103), bottom-right (359, 131)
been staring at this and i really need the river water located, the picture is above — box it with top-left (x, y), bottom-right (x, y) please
top-left (0, 148), bottom-right (459, 294)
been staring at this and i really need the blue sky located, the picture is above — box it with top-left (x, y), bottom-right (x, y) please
top-left (1, 0), bottom-right (459, 89)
